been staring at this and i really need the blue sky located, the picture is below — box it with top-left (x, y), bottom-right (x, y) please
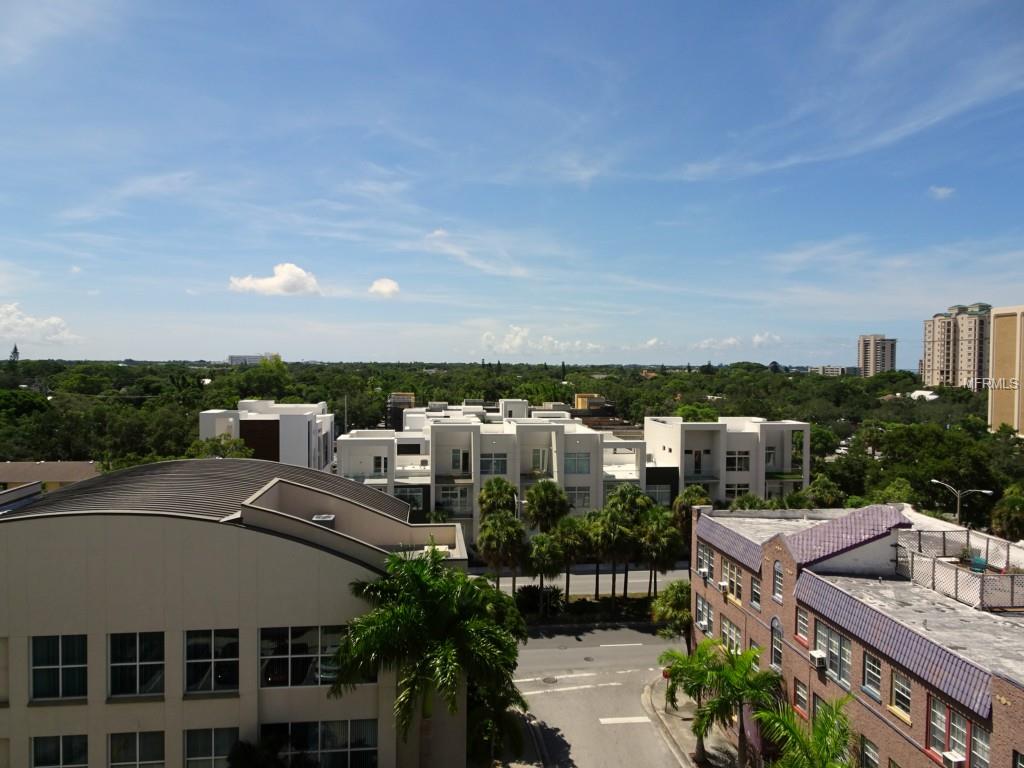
top-left (2, 1), bottom-right (1023, 366)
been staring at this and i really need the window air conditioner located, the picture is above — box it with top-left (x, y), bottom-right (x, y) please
top-left (808, 649), bottom-right (827, 670)
top-left (718, 580), bottom-right (729, 593)
top-left (697, 567), bottom-right (709, 578)
top-left (941, 752), bottom-right (965, 768)
top-left (696, 620), bottom-right (708, 632)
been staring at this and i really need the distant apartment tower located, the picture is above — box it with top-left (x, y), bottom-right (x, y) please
top-left (199, 399), bottom-right (335, 470)
top-left (808, 365), bottom-right (860, 377)
top-left (922, 303), bottom-right (991, 388)
top-left (227, 353), bottom-right (278, 366)
top-left (988, 305), bottom-right (1024, 437)
top-left (857, 334), bottom-right (897, 377)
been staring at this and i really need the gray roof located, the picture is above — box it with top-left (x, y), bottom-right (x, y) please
top-left (696, 515), bottom-right (765, 572)
top-left (796, 571), bottom-right (994, 719)
top-left (785, 504), bottom-right (910, 565)
top-left (1, 459), bottom-right (410, 522)
top-left (0, 461), bottom-right (100, 484)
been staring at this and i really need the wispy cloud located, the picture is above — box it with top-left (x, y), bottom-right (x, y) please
top-left (752, 331), bottom-right (782, 348)
top-left (419, 228), bottom-right (530, 277)
top-left (481, 325), bottom-right (602, 356)
top-left (228, 263), bottom-right (321, 296)
top-left (692, 337), bottom-right (740, 351)
top-left (928, 185), bottom-right (955, 200)
top-left (0, 302), bottom-right (78, 343)
top-left (0, 0), bottom-right (111, 67)
top-left (59, 171), bottom-right (196, 222)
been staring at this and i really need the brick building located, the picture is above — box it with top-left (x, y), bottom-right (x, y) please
top-left (690, 504), bottom-right (1024, 768)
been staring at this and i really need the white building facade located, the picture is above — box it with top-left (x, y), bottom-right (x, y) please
top-left (200, 400), bottom-right (335, 471)
top-left (922, 303), bottom-right (991, 388)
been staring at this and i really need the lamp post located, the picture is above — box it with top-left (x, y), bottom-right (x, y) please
top-left (929, 479), bottom-right (993, 525)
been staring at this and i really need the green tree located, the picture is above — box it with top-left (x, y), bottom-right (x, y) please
top-left (673, 485), bottom-right (710, 559)
top-left (651, 579), bottom-right (692, 654)
top-left (528, 533), bottom-right (565, 617)
top-left (478, 476), bottom-right (518, 519)
top-left (869, 477), bottom-right (916, 505)
top-left (675, 402), bottom-right (719, 421)
top-left (477, 508), bottom-right (525, 591)
top-left (992, 493), bottom-right (1024, 541)
top-left (585, 510), bottom-right (608, 600)
top-left (659, 639), bottom-right (722, 763)
top-left (755, 696), bottom-right (855, 768)
top-left (330, 548), bottom-right (524, 756)
top-left (806, 474), bottom-right (846, 507)
top-left (553, 515), bottom-right (587, 596)
top-left (730, 493), bottom-right (768, 511)
top-left (639, 506), bottom-right (682, 597)
top-left (605, 483), bottom-right (655, 598)
top-left (523, 479), bottom-right (570, 533)
top-left (184, 434), bottom-right (255, 459)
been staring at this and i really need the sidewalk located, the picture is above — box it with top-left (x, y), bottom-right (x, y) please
top-left (644, 675), bottom-right (738, 768)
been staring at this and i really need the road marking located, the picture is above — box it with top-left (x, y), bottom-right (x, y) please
top-left (600, 642), bottom-right (643, 647)
top-left (521, 682), bottom-right (622, 696)
top-left (513, 672), bottom-right (596, 684)
top-left (616, 669), bottom-right (638, 674)
top-left (599, 716), bottom-right (651, 725)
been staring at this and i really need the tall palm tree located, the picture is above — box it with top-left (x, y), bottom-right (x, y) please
top-left (605, 484), bottom-right (655, 598)
top-left (330, 547), bottom-right (523, 760)
top-left (673, 485), bottom-right (710, 560)
top-left (755, 696), bottom-right (855, 768)
top-left (597, 504), bottom-right (632, 608)
top-left (553, 515), bottom-right (587, 596)
top-left (479, 476), bottom-right (519, 520)
top-left (697, 645), bottom-right (781, 768)
top-left (659, 639), bottom-right (723, 764)
top-left (585, 510), bottom-right (607, 600)
top-left (477, 508), bottom-right (525, 591)
top-left (528, 532), bottom-right (565, 617)
top-left (523, 479), bottom-right (570, 533)
top-left (651, 579), bottom-right (692, 654)
top-left (639, 506), bottom-right (683, 597)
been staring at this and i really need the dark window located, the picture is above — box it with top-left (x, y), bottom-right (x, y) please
top-left (31, 635), bottom-right (87, 700)
top-left (185, 629), bottom-right (239, 693)
top-left (260, 625), bottom-right (345, 687)
top-left (110, 632), bottom-right (164, 696)
top-left (110, 731), bottom-right (164, 767)
top-left (32, 736), bottom-right (87, 767)
top-left (184, 728), bottom-right (238, 767)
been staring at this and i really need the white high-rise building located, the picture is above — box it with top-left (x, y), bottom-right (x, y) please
top-left (857, 334), bottom-right (897, 377)
top-left (922, 303), bottom-right (991, 388)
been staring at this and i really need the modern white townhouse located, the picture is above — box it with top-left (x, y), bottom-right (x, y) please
top-left (200, 400), bottom-right (335, 471)
top-left (0, 459), bottom-right (468, 768)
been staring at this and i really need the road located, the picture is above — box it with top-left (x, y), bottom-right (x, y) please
top-left (512, 627), bottom-right (680, 768)
top-left (479, 567), bottom-right (691, 596)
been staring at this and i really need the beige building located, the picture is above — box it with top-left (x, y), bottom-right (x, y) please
top-left (988, 305), bottom-right (1024, 436)
top-left (858, 334), bottom-right (897, 377)
top-left (0, 459), bottom-right (468, 768)
top-left (922, 303), bottom-right (991, 388)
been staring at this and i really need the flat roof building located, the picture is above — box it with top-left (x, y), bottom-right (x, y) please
top-left (923, 303), bottom-right (991, 389)
top-left (200, 400), bottom-right (335, 471)
top-left (988, 305), bottom-right (1024, 437)
top-left (858, 334), bottom-right (898, 377)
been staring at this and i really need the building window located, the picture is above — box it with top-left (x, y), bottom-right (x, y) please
top-left (695, 595), bottom-right (714, 635)
top-left (185, 629), bottom-right (239, 693)
top-left (109, 732), bottom-right (164, 767)
top-left (750, 576), bottom-right (761, 608)
top-left (480, 452), bottom-right (508, 475)
top-left (814, 621), bottom-right (851, 687)
top-left (260, 626), bottom-right (343, 687)
top-left (928, 696), bottom-right (987, 765)
top-left (261, 720), bottom-right (377, 767)
top-left (860, 737), bottom-right (879, 768)
top-left (31, 635), bottom-right (87, 700)
top-left (928, 697), bottom-right (947, 753)
top-left (437, 485), bottom-right (472, 517)
top-left (372, 455), bottom-right (388, 475)
top-left (773, 561), bottom-right (783, 600)
top-left (725, 450), bottom-right (750, 472)
top-left (770, 618), bottom-right (783, 668)
top-left (948, 709), bottom-right (968, 759)
top-left (721, 617), bottom-right (741, 653)
top-left (765, 446), bottom-right (776, 468)
top-left (794, 679), bottom-right (808, 713)
top-left (531, 448), bottom-right (548, 472)
top-left (110, 632), bottom-right (164, 697)
top-left (795, 608), bottom-right (808, 640)
top-left (749, 640), bottom-right (761, 669)
top-left (32, 736), bottom-right (88, 768)
top-left (565, 486), bottom-right (591, 509)
top-left (564, 452), bottom-right (591, 474)
top-left (1012, 749), bottom-right (1023, 768)
top-left (696, 542), bottom-right (715, 580)
top-left (725, 483), bottom-right (749, 499)
top-left (723, 559), bottom-right (743, 600)
top-left (812, 694), bottom-right (824, 720)
top-left (891, 671), bottom-right (912, 718)
top-left (646, 484), bottom-right (672, 506)
top-left (971, 726), bottom-right (990, 768)
top-left (184, 728), bottom-right (238, 767)
top-left (393, 486), bottom-right (424, 515)
top-left (862, 653), bottom-right (881, 699)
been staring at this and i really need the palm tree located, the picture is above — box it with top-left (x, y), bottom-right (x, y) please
top-left (697, 645), bottom-right (781, 768)
top-left (639, 506), bottom-right (683, 597)
top-left (659, 639), bottom-right (723, 764)
top-left (672, 485), bottom-right (710, 559)
top-left (528, 532), bottom-right (565, 617)
top-left (477, 508), bottom-right (525, 591)
top-left (605, 484), bottom-right (655, 598)
top-left (585, 510), bottom-right (607, 600)
top-left (651, 579), bottom-right (692, 654)
top-left (596, 504), bottom-right (632, 607)
top-left (553, 515), bottom-right (587, 596)
top-left (523, 479), bottom-right (570, 533)
top-left (755, 696), bottom-right (855, 768)
top-left (479, 476), bottom-right (518, 519)
top-left (330, 547), bottom-right (523, 761)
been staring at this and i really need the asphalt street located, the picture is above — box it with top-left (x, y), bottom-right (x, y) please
top-left (512, 627), bottom-right (681, 768)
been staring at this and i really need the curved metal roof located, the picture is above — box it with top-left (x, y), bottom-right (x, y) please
top-left (0, 459), bottom-right (410, 522)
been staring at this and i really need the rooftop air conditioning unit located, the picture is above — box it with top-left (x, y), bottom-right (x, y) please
top-left (311, 514), bottom-right (336, 530)
top-left (697, 567), bottom-right (709, 579)
top-left (941, 752), bottom-right (965, 768)
top-left (718, 580), bottom-right (729, 593)
top-left (808, 649), bottom-right (827, 670)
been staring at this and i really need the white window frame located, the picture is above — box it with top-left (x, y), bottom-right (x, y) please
top-left (891, 670), bottom-right (912, 717)
top-left (695, 595), bottom-right (714, 635)
top-left (773, 561), bottom-right (784, 600)
top-left (185, 629), bottom-right (239, 694)
top-left (720, 617), bottom-right (741, 653)
top-left (750, 576), bottom-right (761, 608)
top-left (765, 446), bottom-right (777, 468)
top-left (259, 625), bottom-right (343, 688)
top-left (794, 679), bottom-right (808, 713)
top-left (31, 634), bottom-right (87, 700)
top-left (770, 618), bottom-right (783, 668)
top-left (725, 483), bottom-right (749, 499)
top-left (479, 452), bottom-right (508, 475)
top-left (863, 652), bottom-right (882, 698)
top-left (184, 728), bottom-right (238, 768)
top-left (725, 450), bottom-right (750, 472)
top-left (109, 632), bottom-right (164, 697)
top-left (723, 559), bottom-right (743, 600)
top-left (971, 725), bottom-right (990, 768)
top-left (109, 732), bottom-right (164, 767)
top-left (860, 736), bottom-right (879, 768)
top-left (814, 621), bottom-right (851, 687)
top-left (372, 455), bottom-right (388, 475)
top-left (696, 542), bottom-right (715, 580)
top-left (796, 607), bottom-right (809, 640)
top-left (531, 448), bottom-right (548, 472)
top-left (438, 484), bottom-right (472, 516)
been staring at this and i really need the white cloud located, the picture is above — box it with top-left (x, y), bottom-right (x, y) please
top-left (59, 171), bottom-right (196, 222)
top-left (69, 265), bottom-right (82, 274)
top-left (481, 325), bottom-right (601, 356)
top-left (368, 277), bottom-right (400, 298)
top-left (228, 263), bottom-right (321, 296)
top-left (641, 337), bottom-right (661, 348)
top-left (0, 302), bottom-right (78, 343)
top-left (421, 228), bottom-right (529, 277)
top-left (692, 337), bottom-right (740, 351)
top-left (752, 331), bottom-right (782, 348)
top-left (928, 185), bottom-right (955, 200)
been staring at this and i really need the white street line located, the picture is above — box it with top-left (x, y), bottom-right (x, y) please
top-left (513, 672), bottom-right (596, 684)
top-left (521, 682), bottom-right (622, 696)
top-left (615, 669), bottom-right (639, 674)
top-left (599, 716), bottom-right (651, 725)
top-left (600, 642), bottom-right (643, 647)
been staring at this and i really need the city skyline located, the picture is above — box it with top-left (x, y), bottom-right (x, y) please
top-left (2, 2), bottom-right (1023, 365)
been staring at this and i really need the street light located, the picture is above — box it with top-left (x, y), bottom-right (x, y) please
top-left (929, 479), bottom-right (993, 525)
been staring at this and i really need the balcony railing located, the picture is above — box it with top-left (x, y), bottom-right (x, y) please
top-left (342, 472), bottom-right (388, 483)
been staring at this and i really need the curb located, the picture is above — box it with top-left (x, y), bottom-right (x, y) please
top-left (527, 620), bottom-right (656, 635)
top-left (643, 675), bottom-right (693, 768)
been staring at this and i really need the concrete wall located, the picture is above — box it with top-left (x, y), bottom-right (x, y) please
top-left (812, 531), bottom-right (900, 576)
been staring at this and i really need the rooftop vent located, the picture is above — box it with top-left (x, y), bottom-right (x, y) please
top-left (312, 514), bottom-right (336, 530)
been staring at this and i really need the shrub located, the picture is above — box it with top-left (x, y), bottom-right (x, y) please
top-left (515, 585), bottom-right (565, 615)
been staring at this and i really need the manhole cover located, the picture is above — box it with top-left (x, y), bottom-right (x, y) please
top-left (542, 676), bottom-right (558, 684)
top-left (584, 656), bottom-right (594, 662)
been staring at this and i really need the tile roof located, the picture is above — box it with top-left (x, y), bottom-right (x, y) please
top-left (696, 514), bottom-right (764, 572)
top-left (785, 504), bottom-right (910, 565)
top-left (796, 571), bottom-right (992, 719)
